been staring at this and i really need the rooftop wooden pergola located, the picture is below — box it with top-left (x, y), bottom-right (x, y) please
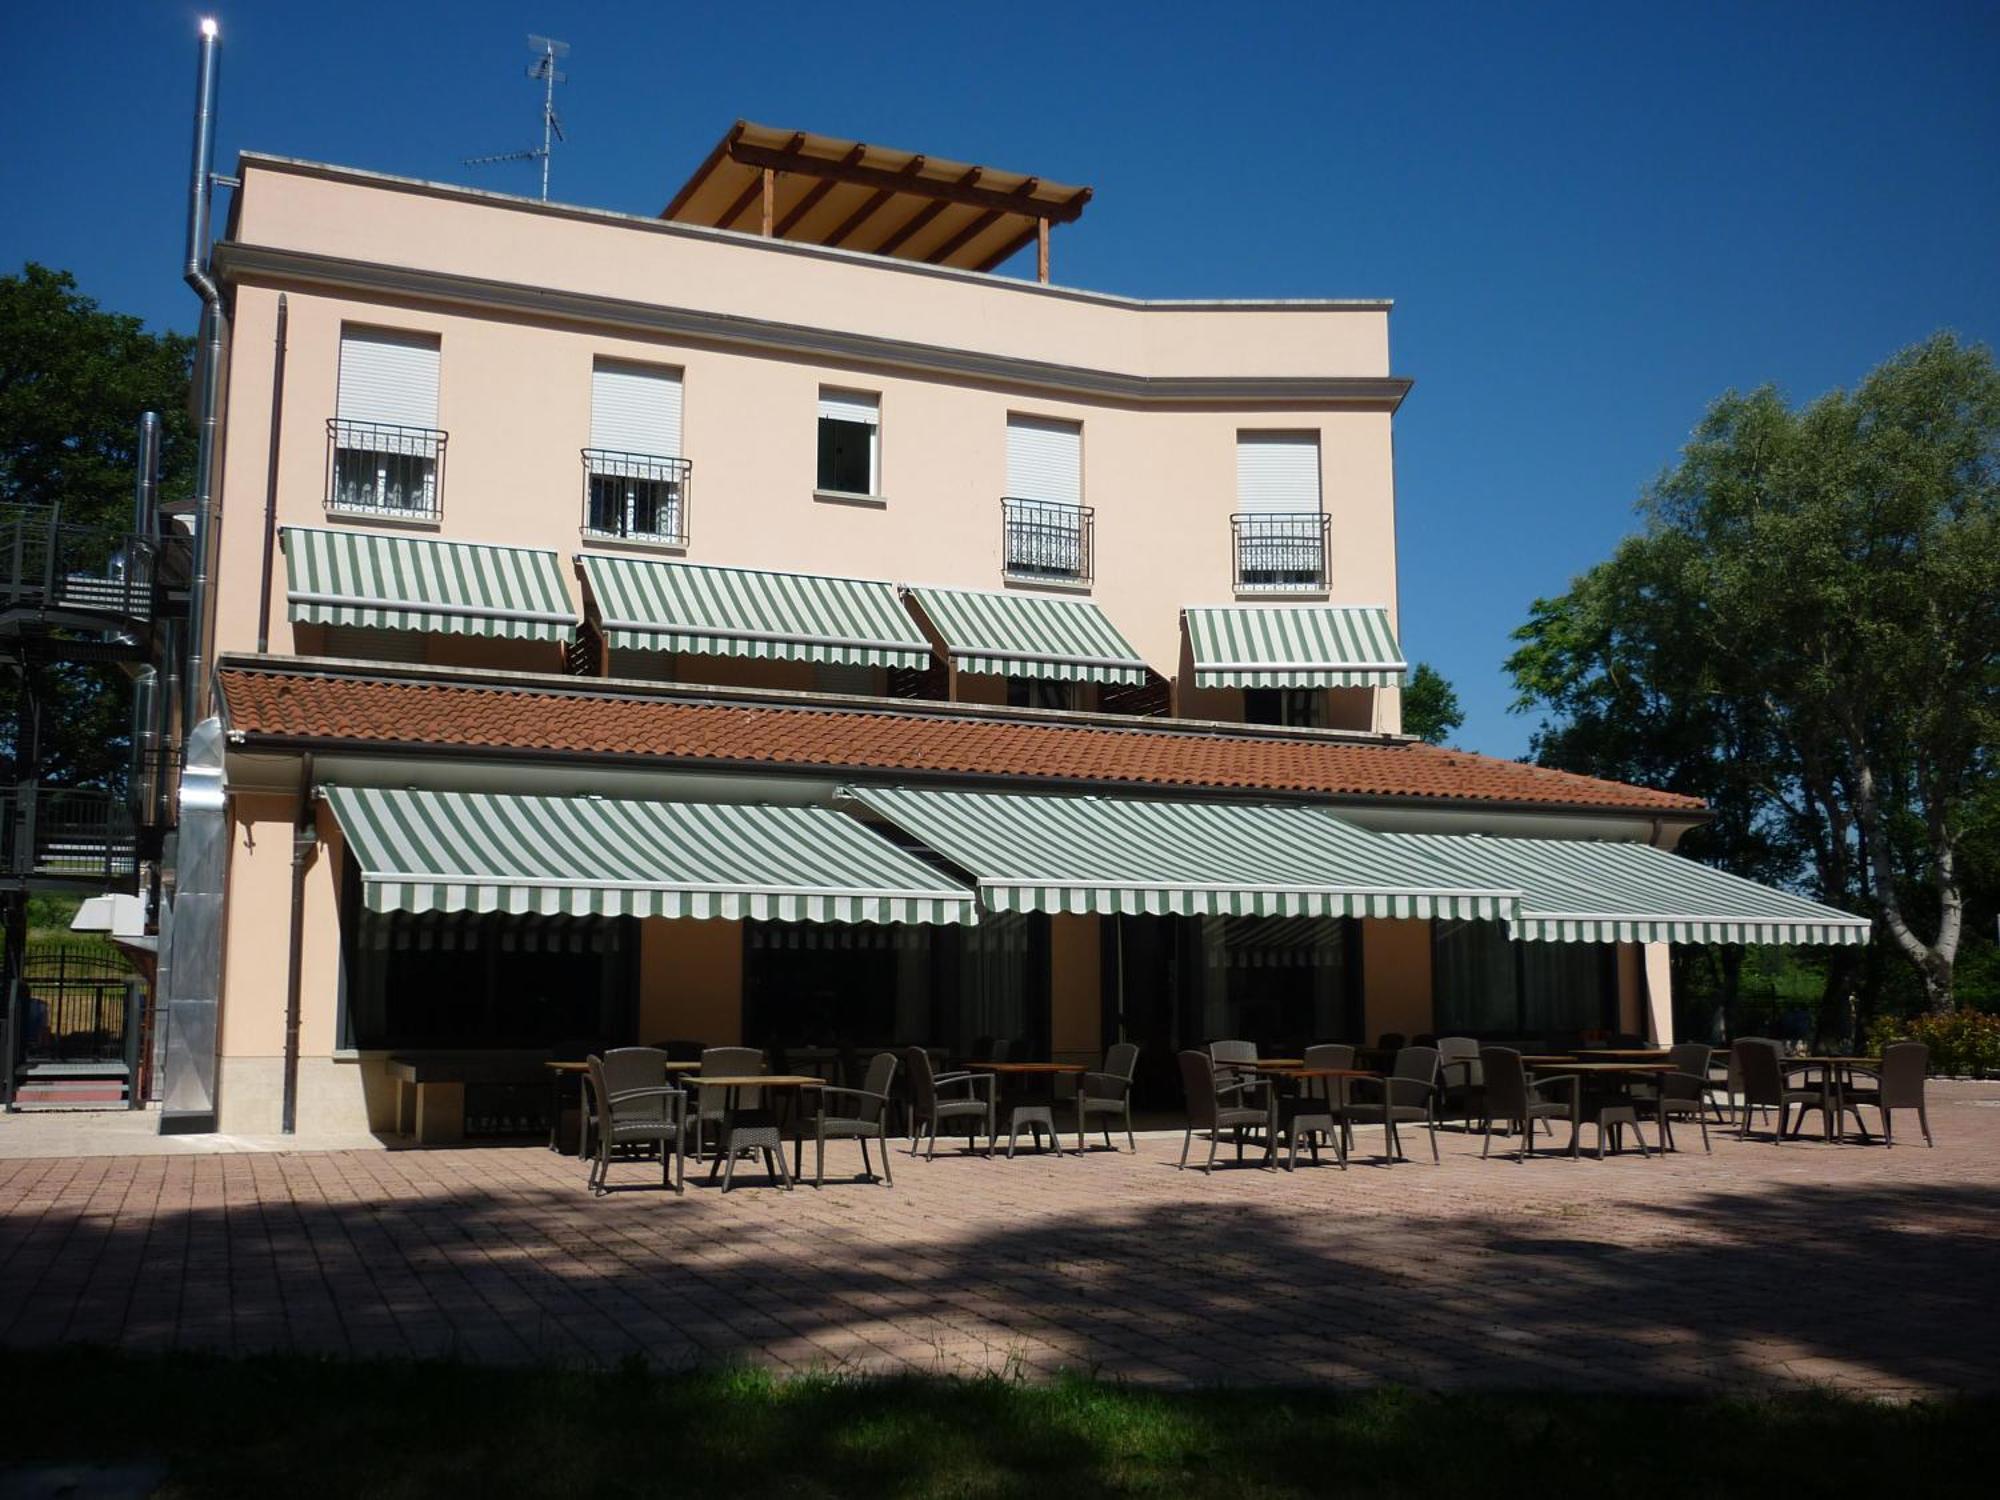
top-left (661, 121), bottom-right (1093, 283)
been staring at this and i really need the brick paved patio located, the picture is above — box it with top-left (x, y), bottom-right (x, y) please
top-left (4, 1083), bottom-right (1998, 1397)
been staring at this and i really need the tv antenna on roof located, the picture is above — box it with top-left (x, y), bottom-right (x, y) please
top-left (465, 35), bottom-right (569, 201)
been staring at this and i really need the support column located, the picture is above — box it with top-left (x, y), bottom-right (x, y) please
top-left (1642, 942), bottom-right (1674, 1044)
top-left (1036, 216), bottom-right (1050, 283)
top-left (760, 167), bottom-right (775, 236)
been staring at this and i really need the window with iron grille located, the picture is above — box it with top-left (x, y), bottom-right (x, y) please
top-left (582, 360), bottom-right (687, 544)
top-left (1234, 432), bottom-right (1326, 590)
top-left (327, 328), bottom-right (445, 520)
top-left (1002, 497), bottom-right (1093, 582)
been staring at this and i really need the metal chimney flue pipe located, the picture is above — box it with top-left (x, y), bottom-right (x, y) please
top-left (182, 18), bottom-right (223, 728)
top-left (133, 410), bottom-right (162, 540)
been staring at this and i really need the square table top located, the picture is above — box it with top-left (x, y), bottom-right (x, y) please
top-left (968, 1061), bottom-right (1087, 1074)
top-left (691, 1075), bottom-right (826, 1089)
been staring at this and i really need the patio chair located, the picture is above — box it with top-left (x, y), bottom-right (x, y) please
top-left (1477, 1047), bottom-right (1578, 1162)
top-left (1842, 1041), bottom-right (1934, 1147)
top-left (1076, 1042), bottom-right (1140, 1152)
top-left (1375, 1032), bottom-right (1406, 1052)
top-left (584, 1049), bottom-right (687, 1196)
top-left (695, 1046), bottom-right (765, 1161)
top-left (1209, 1039), bottom-right (1259, 1100)
top-left (1176, 1050), bottom-right (1276, 1172)
top-left (1343, 1045), bottom-right (1443, 1164)
top-left (1640, 1042), bottom-right (1716, 1153)
top-left (903, 1046), bottom-right (995, 1159)
top-left (1437, 1036), bottom-right (1483, 1127)
top-left (1732, 1038), bottom-right (1832, 1143)
top-left (810, 1051), bottom-right (899, 1186)
top-left (1274, 1050), bottom-right (1346, 1172)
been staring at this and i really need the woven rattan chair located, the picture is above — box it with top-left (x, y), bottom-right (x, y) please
top-left (1076, 1042), bottom-right (1140, 1152)
top-left (1477, 1047), bottom-right (1578, 1162)
top-left (1208, 1039), bottom-right (1259, 1102)
top-left (1648, 1042), bottom-right (1716, 1153)
top-left (903, 1046), bottom-right (995, 1158)
top-left (585, 1049), bottom-right (687, 1196)
top-left (1343, 1044), bottom-right (1443, 1164)
top-left (1437, 1035), bottom-right (1484, 1127)
top-left (1733, 1038), bottom-right (1831, 1143)
top-left (694, 1046), bottom-right (764, 1160)
top-left (809, 1050), bottom-right (899, 1186)
top-left (1177, 1050), bottom-right (1276, 1172)
top-left (1843, 1041), bottom-right (1934, 1147)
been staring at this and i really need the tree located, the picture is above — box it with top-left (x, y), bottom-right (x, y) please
top-left (0, 264), bottom-right (194, 787)
top-left (1510, 334), bottom-right (1999, 1016)
top-left (1400, 662), bottom-right (1464, 744)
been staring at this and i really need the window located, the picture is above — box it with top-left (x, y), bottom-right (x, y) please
top-left (1233, 432), bottom-right (1326, 590)
top-left (1004, 415), bottom-right (1090, 581)
top-left (1244, 687), bottom-right (1322, 728)
top-left (816, 389), bottom-right (880, 496)
top-left (584, 361), bottom-right (689, 544)
top-left (321, 625), bottom-right (425, 664)
top-left (1431, 919), bottom-right (1616, 1039)
top-left (814, 661), bottom-right (879, 697)
top-left (1194, 916), bottom-right (1358, 1048)
top-left (1007, 677), bottom-right (1075, 712)
top-left (329, 328), bottom-right (444, 519)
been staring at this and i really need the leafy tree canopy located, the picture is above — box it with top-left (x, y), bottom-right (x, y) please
top-left (1401, 662), bottom-right (1464, 745)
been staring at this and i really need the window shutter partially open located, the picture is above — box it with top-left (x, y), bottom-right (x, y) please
top-left (591, 361), bottom-right (683, 456)
top-left (337, 329), bottom-right (441, 429)
top-left (1235, 432), bottom-right (1321, 514)
top-left (1006, 416), bottom-right (1082, 505)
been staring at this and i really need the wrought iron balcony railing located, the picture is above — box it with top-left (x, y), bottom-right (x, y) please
top-left (579, 449), bottom-right (691, 547)
top-left (325, 419), bottom-right (447, 522)
top-left (0, 506), bottom-right (154, 624)
top-left (1002, 497), bottom-right (1093, 584)
top-left (1232, 511), bottom-right (1329, 591)
top-left (0, 785), bottom-right (138, 886)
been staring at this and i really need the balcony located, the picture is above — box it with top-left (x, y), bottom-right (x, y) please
top-left (0, 506), bottom-right (154, 631)
top-left (0, 785), bottom-right (138, 890)
top-left (325, 419), bottom-right (447, 523)
top-left (1002, 497), bottom-right (1093, 585)
top-left (1232, 512), bottom-right (1328, 592)
top-left (580, 449), bottom-right (691, 548)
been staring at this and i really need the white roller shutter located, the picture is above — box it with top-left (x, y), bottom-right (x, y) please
top-left (591, 361), bottom-right (683, 457)
top-left (1236, 432), bottom-right (1321, 514)
top-left (818, 389), bottom-right (879, 426)
top-left (336, 329), bottom-right (440, 429)
top-left (1006, 415), bottom-right (1082, 505)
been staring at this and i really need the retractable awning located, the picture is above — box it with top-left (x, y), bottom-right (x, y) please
top-left (282, 527), bottom-right (577, 640)
top-left (1389, 831), bottom-right (1872, 946)
top-left (578, 555), bottom-right (933, 669)
top-left (904, 586), bottom-right (1148, 685)
top-left (323, 786), bottom-right (976, 924)
top-left (846, 786), bottom-right (1518, 920)
top-left (1185, 605), bottom-right (1406, 688)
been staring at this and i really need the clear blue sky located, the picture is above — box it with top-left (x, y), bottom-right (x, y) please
top-left (5, 2), bottom-right (1995, 757)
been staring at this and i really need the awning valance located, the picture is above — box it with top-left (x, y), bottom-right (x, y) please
top-left (846, 786), bottom-right (1517, 920)
top-left (323, 786), bottom-right (976, 924)
top-left (1390, 831), bottom-right (1872, 947)
top-left (904, 587), bottom-right (1148, 685)
top-left (579, 556), bottom-right (933, 669)
top-left (281, 527), bottom-right (577, 640)
top-left (1185, 605), bottom-right (1406, 688)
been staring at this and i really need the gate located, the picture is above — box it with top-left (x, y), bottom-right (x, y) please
top-left (2, 944), bottom-right (144, 1109)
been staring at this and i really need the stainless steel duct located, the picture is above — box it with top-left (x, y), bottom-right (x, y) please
top-left (182, 17), bottom-right (223, 727)
top-left (133, 410), bottom-right (162, 539)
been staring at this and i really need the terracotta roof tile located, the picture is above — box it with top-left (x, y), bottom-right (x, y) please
top-left (218, 665), bottom-right (1706, 816)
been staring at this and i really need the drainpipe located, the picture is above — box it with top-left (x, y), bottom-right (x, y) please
top-left (183, 17), bottom-right (223, 724)
top-left (281, 753), bottom-right (317, 1135)
top-left (255, 293), bottom-right (287, 654)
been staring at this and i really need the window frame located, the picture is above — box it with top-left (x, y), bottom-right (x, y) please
top-left (815, 387), bottom-right (882, 499)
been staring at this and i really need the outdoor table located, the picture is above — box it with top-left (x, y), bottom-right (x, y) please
top-left (690, 1074), bottom-right (825, 1184)
top-left (1529, 1061), bottom-right (1675, 1157)
top-left (1776, 1055), bottom-right (1882, 1141)
top-left (545, 1057), bottom-right (700, 1156)
top-left (969, 1061), bottom-right (1085, 1157)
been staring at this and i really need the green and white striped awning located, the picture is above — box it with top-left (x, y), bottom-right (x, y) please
top-left (1185, 605), bottom-right (1406, 688)
top-left (847, 786), bottom-right (1518, 920)
top-left (1388, 830), bottom-right (1872, 947)
top-left (904, 587), bottom-right (1149, 685)
top-left (281, 526), bottom-right (577, 640)
top-left (323, 786), bottom-right (976, 924)
top-left (578, 555), bottom-right (933, 668)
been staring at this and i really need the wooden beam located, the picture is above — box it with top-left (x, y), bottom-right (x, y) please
top-left (760, 166), bottom-right (775, 236)
top-left (874, 199), bottom-right (952, 257)
top-left (725, 138), bottom-right (1090, 223)
top-left (717, 173), bottom-right (764, 232)
top-left (824, 157), bottom-right (928, 247)
top-left (928, 207), bottom-right (1006, 264)
top-left (1036, 216), bottom-right (1050, 283)
top-left (659, 121), bottom-right (747, 219)
top-left (774, 143), bottom-right (867, 235)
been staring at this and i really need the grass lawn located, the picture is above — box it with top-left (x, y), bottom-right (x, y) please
top-left (1, 1349), bottom-right (1996, 1497)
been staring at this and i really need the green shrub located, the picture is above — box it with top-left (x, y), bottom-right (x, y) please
top-left (1866, 1008), bottom-right (2000, 1077)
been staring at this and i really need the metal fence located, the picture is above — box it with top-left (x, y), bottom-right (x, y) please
top-left (1002, 497), bottom-right (1093, 584)
top-left (1232, 511), bottom-right (1328, 591)
top-left (0, 786), bottom-right (139, 884)
top-left (0, 505), bottom-right (154, 622)
top-left (2, 944), bottom-right (144, 1108)
top-left (580, 449), bottom-right (691, 546)
top-left (325, 419), bottom-right (448, 521)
